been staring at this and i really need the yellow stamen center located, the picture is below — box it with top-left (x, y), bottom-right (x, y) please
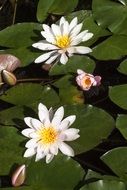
top-left (82, 76), bottom-right (92, 87)
top-left (55, 35), bottom-right (70, 48)
top-left (37, 127), bottom-right (58, 145)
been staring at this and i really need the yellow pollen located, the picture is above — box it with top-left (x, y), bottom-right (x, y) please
top-left (82, 77), bottom-right (92, 87)
top-left (37, 127), bottom-right (58, 145)
top-left (55, 35), bottom-right (70, 48)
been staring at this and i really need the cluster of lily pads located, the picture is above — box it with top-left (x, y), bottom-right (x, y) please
top-left (1, 0), bottom-right (127, 189)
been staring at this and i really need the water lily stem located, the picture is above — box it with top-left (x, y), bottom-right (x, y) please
top-left (12, 0), bottom-right (18, 24)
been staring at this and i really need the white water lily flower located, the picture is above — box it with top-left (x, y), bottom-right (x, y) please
top-left (32, 17), bottom-right (93, 65)
top-left (21, 103), bottom-right (79, 163)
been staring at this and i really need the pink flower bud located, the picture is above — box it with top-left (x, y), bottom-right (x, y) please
top-left (11, 164), bottom-right (26, 187)
top-left (76, 69), bottom-right (101, 91)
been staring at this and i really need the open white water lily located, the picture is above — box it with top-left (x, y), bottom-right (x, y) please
top-left (32, 17), bottom-right (93, 65)
top-left (21, 103), bottom-right (80, 163)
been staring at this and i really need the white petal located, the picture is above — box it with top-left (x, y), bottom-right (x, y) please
top-left (21, 128), bottom-right (35, 138)
top-left (62, 115), bottom-right (76, 127)
top-left (82, 33), bottom-right (93, 42)
top-left (69, 17), bottom-right (78, 31)
top-left (32, 41), bottom-right (59, 51)
top-left (29, 132), bottom-right (39, 138)
top-left (23, 148), bottom-right (36, 157)
top-left (70, 31), bottom-right (88, 46)
top-left (50, 144), bottom-right (58, 155)
top-left (58, 142), bottom-right (74, 157)
top-left (51, 24), bottom-right (61, 36)
top-left (59, 120), bottom-right (70, 130)
top-left (52, 106), bottom-right (64, 127)
top-left (35, 152), bottom-right (45, 162)
top-left (34, 51), bottom-right (56, 63)
top-left (25, 138), bottom-right (38, 148)
top-left (38, 103), bottom-right (50, 125)
top-left (62, 128), bottom-right (80, 141)
top-left (41, 31), bottom-right (55, 44)
top-left (24, 117), bottom-right (33, 128)
top-left (45, 53), bottom-right (59, 64)
top-left (70, 23), bottom-right (83, 38)
top-left (60, 17), bottom-right (66, 26)
top-left (60, 53), bottom-right (68, 65)
top-left (62, 21), bottom-right (69, 35)
top-left (46, 153), bottom-right (54, 163)
top-left (31, 118), bottom-right (42, 130)
top-left (67, 46), bottom-right (92, 54)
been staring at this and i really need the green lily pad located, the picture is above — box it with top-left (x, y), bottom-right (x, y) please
top-left (0, 84), bottom-right (60, 106)
top-left (116, 114), bottom-right (127, 139)
top-left (64, 105), bottom-right (115, 154)
top-left (49, 55), bottom-right (95, 76)
top-left (109, 84), bottom-right (127, 109)
top-left (0, 127), bottom-right (26, 175)
top-left (80, 180), bottom-right (126, 190)
top-left (117, 59), bottom-right (127, 75)
top-left (37, 0), bottom-right (78, 22)
top-left (92, 0), bottom-right (127, 35)
top-left (91, 35), bottom-right (127, 60)
top-left (101, 147), bottom-right (127, 180)
top-left (25, 155), bottom-right (84, 190)
top-left (0, 23), bottom-right (41, 48)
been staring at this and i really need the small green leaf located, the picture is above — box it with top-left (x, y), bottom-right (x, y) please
top-left (116, 114), bottom-right (127, 139)
top-left (101, 147), bottom-right (127, 180)
top-left (109, 84), bottom-right (127, 109)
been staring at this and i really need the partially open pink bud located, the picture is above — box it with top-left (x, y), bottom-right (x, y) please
top-left (76, 69), bottom-right (101, 91)
top-left (11, 164), bottom-right (26, 187)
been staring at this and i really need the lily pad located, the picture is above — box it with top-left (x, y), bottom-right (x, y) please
top-left (101, 147), bottom-right (127, 180)
top-left (80, 180), bottom-right (126, 190)
top-left (92, 0), bottom-right (127, 35)
top-left (109, 84), bottom-right (127, 110)
top-left (64, 105), bottom-right (115, 154)
top-left (117, 59), bottom-right (127, 75)
top-left (116, 114), bottom-right (127, 139)
top-left (0, 84), bottom-right (60, 106)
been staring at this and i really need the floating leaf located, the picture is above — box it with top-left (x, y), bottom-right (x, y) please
top-left (117, 59), bottom-right (127, 75)
top-left (0, 127), bottom-right (26, 175)
top-left (101, 147), bottom-right (127, 180)
top-left (116, 114), bottom-right (127, 139)
top-left (26, 155), bottom-right (84, 190)
top-left (92, 0), bottom-right (127, 35)
top-left (0, 23), bottom-right (41, 48)
top-left (91, 35), bottom-right (127, 60)
top-left (64, 105), bottom-right (114, 154)
top-left (0, 84), bottom-right (60, 106)
top-left (37, 0), bottom-right (78, 22)
top-left (109, 84), bottom-right (127, 109)
top-left (49, 55), bottom-right (95, 76)
top-left (80, 180), bottom-right (126, 190)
